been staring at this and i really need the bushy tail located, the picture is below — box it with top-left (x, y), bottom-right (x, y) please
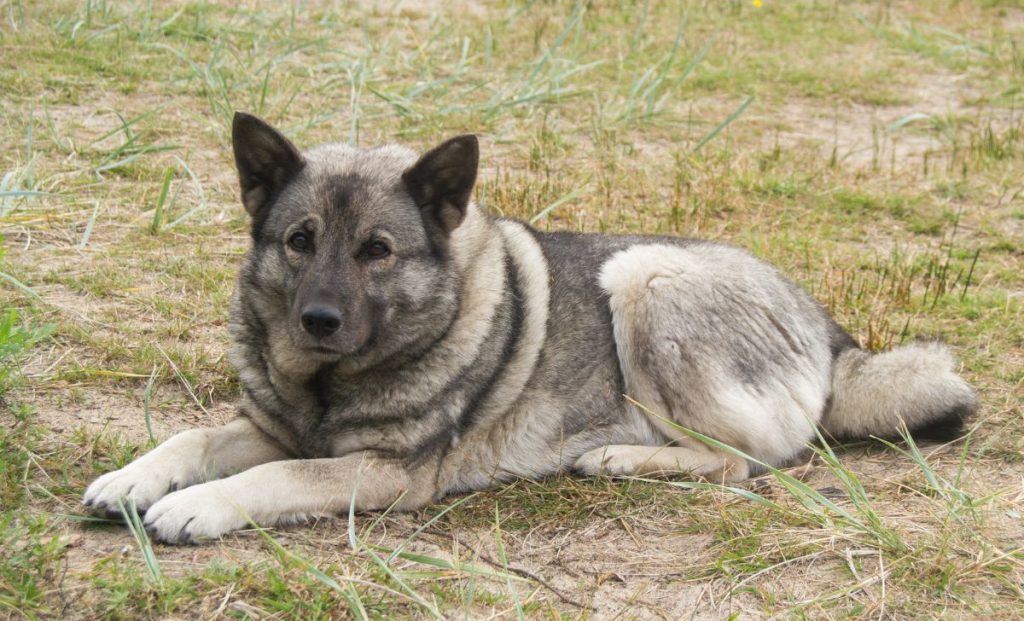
top-left (821, 341), bottom-right (976, 443)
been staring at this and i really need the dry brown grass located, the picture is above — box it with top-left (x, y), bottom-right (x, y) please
top-left (1, 0), bottom-right (1022, 618)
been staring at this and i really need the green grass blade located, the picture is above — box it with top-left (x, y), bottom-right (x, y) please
top-left (0, 270), bottom-right (40, 299)
top-left (387, 493), bottom-right (478, 563)
top-left (494, 504), bottom-right (525, 621)
top-left (689, 94), bottom-right (755, 155)
top-left (149, 166), bottom-right (174, 235)
top-left (142, 365), bottom-right (159, 445)
top-left (528, 183), bottom-right (589, 226)
top-left (115, 498), bottom-right (162, 585)
top-left (78, 202), bottom-right (100, 249)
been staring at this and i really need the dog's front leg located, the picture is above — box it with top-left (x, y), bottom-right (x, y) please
top-left (84, 417), bottom-right (291, 517)
top-left (141, 453), bottom-right (435, 544)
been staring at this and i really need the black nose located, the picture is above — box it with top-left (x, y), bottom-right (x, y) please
top-left (301, 305), bottom-right (342, 338)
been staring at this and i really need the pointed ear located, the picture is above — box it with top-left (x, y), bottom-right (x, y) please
top-left (232, 112), bottom-right (304, 216)
top-left (402, 135), bottom-right (479, 235)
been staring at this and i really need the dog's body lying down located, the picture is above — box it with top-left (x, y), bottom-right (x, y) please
top-left (84, 113), bottom-right (975, 544)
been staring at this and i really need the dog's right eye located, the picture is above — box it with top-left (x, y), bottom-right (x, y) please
top-left (288, 232), bottom-right (312, 252)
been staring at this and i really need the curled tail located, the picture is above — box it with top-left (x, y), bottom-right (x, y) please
top-left (821, 341), bottom-right (976, 443)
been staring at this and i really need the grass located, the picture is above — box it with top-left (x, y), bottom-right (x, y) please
top-left (1, 0), bottom-right (1023, 618)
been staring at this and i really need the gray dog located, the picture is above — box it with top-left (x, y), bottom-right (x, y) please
top-left (84, 113), bottom-right (976, 544)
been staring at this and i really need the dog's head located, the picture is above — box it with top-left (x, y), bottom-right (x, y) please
top-left (231, 112), bottom-right (478, 373)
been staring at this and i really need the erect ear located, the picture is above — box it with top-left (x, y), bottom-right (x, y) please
top-left (232, 112), bottom-right (304, 216)
top-left (402, 135), bottom-right (479, 235)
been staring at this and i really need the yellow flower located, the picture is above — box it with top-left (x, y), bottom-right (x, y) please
top-left (754, 0), bottom-right (762, 7)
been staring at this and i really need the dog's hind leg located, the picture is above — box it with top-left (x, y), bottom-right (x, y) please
top-left (575, 439), bottom-right (749, 482)
top-left (580, 244), bottom-right (833, 480)
top-left (84, 417), bottom-right (291, 517)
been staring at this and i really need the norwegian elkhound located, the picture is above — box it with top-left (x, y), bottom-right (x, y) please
top-left (84, 112), bottom-right (976, 544)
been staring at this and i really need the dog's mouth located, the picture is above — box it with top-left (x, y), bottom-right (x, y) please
top-left (286, 307), bottom-right (380, 365)
top-left (296, 344), bottom-right (345, 361)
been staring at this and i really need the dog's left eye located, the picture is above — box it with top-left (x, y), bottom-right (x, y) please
top-left (288, 232), bottom-right (312, 252)
top-left (362, 240), bottom-right (391, 260)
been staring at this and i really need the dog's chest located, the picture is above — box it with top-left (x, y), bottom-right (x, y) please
top-left (276, 372), bottom-right (456, 459)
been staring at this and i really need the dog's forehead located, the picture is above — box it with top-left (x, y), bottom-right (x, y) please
top-left (304, 143), bottom-right (418, 184)
top-left (274, 142), bottom-right (423, 237)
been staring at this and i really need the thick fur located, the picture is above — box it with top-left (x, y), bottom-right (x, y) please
top-left (823, 341), bottom-right (977, 442)
top-left (83, 113), bottom-right (977, 543)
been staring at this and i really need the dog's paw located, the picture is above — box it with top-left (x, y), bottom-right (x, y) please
top-left (83, 459), bottom-right (194, 518)
top-left (574, 446), bottom-right (636, 477)
top-left (143, 483), bottom-right (249, 545)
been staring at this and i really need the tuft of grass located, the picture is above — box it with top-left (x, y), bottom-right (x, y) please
top-left (0, 310), bottom-right (52, 398)
top-left (630, 397), bottom-right (1024, 615)
top-left (0, 514), bottom-right (68, 618)
top-left (90, 109), bottom-right (179, 176)
top-left (629, 398), bottom-right (904, 552)
top-left (116, 498), bottom-right (163, 585)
